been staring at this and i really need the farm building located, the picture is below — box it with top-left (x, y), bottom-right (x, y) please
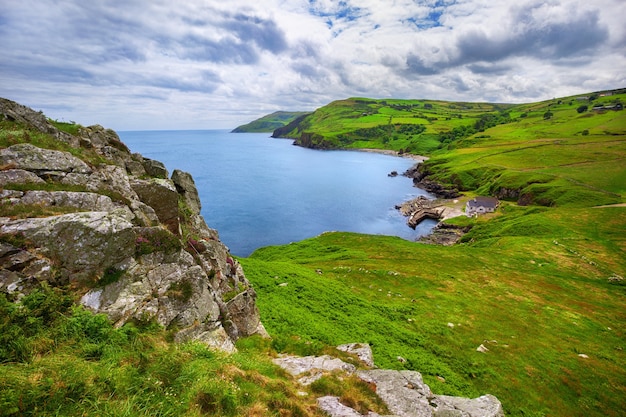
top-left (466, 196), bottom-right (500, 216)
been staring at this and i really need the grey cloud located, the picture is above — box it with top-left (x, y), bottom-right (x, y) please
top-left (456, 8), bottom-right (608, 64)
top-left (405, 54), bottom-right (440, 75)
top-left (467, 63), bottom-right (512, 75)
top-left (174, 11), bottom-right (288, 64)
top-left (222, 13), bottom-right (288, 53)
top-left (400, 5), bottom-right (610, 78)
top-left (180, 34), bottom-right (260, 64)
top-left (291, 62), bottom-right (327, 80)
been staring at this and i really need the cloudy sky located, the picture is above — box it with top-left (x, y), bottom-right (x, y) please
top-left (1, 0), bottom-right (624, 130)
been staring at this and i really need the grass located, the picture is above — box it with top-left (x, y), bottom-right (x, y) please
top-left (240, 206), bottom-right (626, 416)
top-left (2, 287), bottom-right (379, 417)
top-left (237, 88), bottom-right (626, 416)
top-left (0, 119), bottom-right (109, 167)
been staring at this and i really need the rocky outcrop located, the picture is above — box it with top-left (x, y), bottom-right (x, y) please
top-left (403, 164), bottom-right (460, 199)
top-left (274, 344), bottom-right (505, 417)
top-left (0, 97), bottom-right (265, 350)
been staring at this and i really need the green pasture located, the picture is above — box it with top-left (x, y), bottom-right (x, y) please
top-left (241, 204), bottom-right (626, 417)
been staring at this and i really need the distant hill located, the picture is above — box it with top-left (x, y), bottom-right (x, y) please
top-left (231, 111), bottom-right (311, 133)
top-left (272, 89), bottom-right (626, 155)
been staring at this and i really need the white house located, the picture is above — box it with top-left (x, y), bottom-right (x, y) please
top-left (466, 196), bottom-right (500, 216)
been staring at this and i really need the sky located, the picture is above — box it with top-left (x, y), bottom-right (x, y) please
top-left (1, 0), bottom-right (625, 130)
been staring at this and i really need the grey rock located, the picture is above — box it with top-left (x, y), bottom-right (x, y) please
top-left (317, 396), bottom-right (365, 417)
top-left (0, 211), bottom-right (135, 282)
top-left (143, 158), bottom-right (168, 178)
top-left (273, 354), bottom-right (357, 385)
top-left (174, 323), bottom-right (236, 353)
top-left (0, 169), bottom-right (45, 186)
top-left (224, 288), bottom-right (263, 337)
top-left (131, 178), bottom-right (180, 234)
top-left (433, 395), bottom-right (504, 417)
top-left (0, 143), bottom-right (92, 175)
top-left (0, 98), bottom-right (266, 353)
top-left (172, 169), bottom-right (201, 215)
top-left (18, 191), bottom-right (122, 212)
top-left (0, 98), bottom-right (61, 138)
top-left (337, 343), bottom-right (375, 367)
top-left (358, 370), bottom-right (433, 417)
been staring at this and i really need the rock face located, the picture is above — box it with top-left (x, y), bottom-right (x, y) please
top-left (0, 97), bottom-right (265, 350)
top-left (274, 343), bottom-right (505, 417)
top-left (403, 164), bottom-right (460, 199)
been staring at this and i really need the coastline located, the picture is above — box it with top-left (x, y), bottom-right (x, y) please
top-left (356, 148), bottom-right (428, 162)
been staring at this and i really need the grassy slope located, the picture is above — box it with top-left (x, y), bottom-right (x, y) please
top-left (275, 97), bottom-right (515, 154)
top-left (0, 118), bottom-right (383, 417)
top-left (231, 111), bottom-right (310, 133)
top-left (240, 90), bottom-right (626, 417)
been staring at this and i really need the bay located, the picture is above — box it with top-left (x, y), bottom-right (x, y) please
top-left (118, 130), bottom-right (436, 256)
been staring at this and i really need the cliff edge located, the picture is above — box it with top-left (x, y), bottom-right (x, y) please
top-left (0, 98), bottom-right (266, 351)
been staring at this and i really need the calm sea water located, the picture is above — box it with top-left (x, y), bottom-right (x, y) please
top-left (118, 130), bottom-right (436, 256)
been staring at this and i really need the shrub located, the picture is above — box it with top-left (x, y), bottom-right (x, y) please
top-left (577, 105), bottom-right (588, 113)
top-left (135, 227), bottom-right (182, 256)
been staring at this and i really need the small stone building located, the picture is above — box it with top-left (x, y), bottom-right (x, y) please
top-left (466, 196), bottom-right (500, 216)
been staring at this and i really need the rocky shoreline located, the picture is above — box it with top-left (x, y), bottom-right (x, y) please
top-left (391, 161), bottom-right (468, 245)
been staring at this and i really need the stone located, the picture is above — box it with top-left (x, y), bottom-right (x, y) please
top-left (0, 211), bottom-right (136, 282)
top-left (317, 396), bottom-right (364, 417)
top-left (433, 395), bottom-right (504, 417)
top-left (0, 97), bottom-right (267, 353)
top-left (337, 343), bottom-right (375, 367)
top-left (476, 344), bottom-right (489, 353)
top-left (358, 369), bottom-right (433, 417)
top-left (172, 169), bottom-right (202, 215)
top-left (224, 288), bottom-right (264, 337)
top-left (131, 178), bottom-right (180, 234)
top-left (18, 191), bottom-right (123, 213)
top-left (0, 143), bottom-right (92, 175)
top-left (273, 354), bottom-right (356, 385)
top-left (143, 158), bottom-right (169, 178)
top-left (0, 169), bottom-right (45, 186)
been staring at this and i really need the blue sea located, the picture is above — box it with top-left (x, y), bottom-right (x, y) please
top-left (118, 130), bottom-right (436, 256)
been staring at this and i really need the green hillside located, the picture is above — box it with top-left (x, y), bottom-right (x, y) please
top-left (240, 89), bottom-right (626, 417)
top-left (232, 111), bottom-right (310, 133)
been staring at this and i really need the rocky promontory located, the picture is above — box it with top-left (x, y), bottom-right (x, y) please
top-left (0, 98), bottom-right (266, 351)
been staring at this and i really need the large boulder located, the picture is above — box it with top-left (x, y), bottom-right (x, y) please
top-left (82, 250), bottom-right (221, 328)
top-left (142, 158), bottom-right (169, 179)
top-left (0, 143), bottom-right (92, 177)
top-left (0, 169), bottom-right (45, 186)
top-left (131, 178), bottom-right (180, 234)
top-left (0, 211), bottom-right (136, 282)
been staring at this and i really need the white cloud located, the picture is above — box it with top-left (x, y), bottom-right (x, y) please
top-left (0, 0), bottom-right (623, 130)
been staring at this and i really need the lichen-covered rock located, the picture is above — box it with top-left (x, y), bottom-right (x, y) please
top-left (0, 211), bottom-right (136, 282)
top-left (142, 157), bottom-right (169, 178)
top-left (17, 191), bottom-right (123, 212)
top-left (0, 169), bottom-right (45, 186)
top-left (337, 343), bottom-right (375, 367)
top-left (172, 169), bottom-right (201, 215)
top-left (131, 178), bottom-right (180, 234)
top-left (0, 143), bottom-right (92, 176)
top-left (0, 97), bottom-right (266, 352)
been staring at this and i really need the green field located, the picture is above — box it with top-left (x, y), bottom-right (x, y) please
top-left (240, 88), bottom-right (626, 416)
